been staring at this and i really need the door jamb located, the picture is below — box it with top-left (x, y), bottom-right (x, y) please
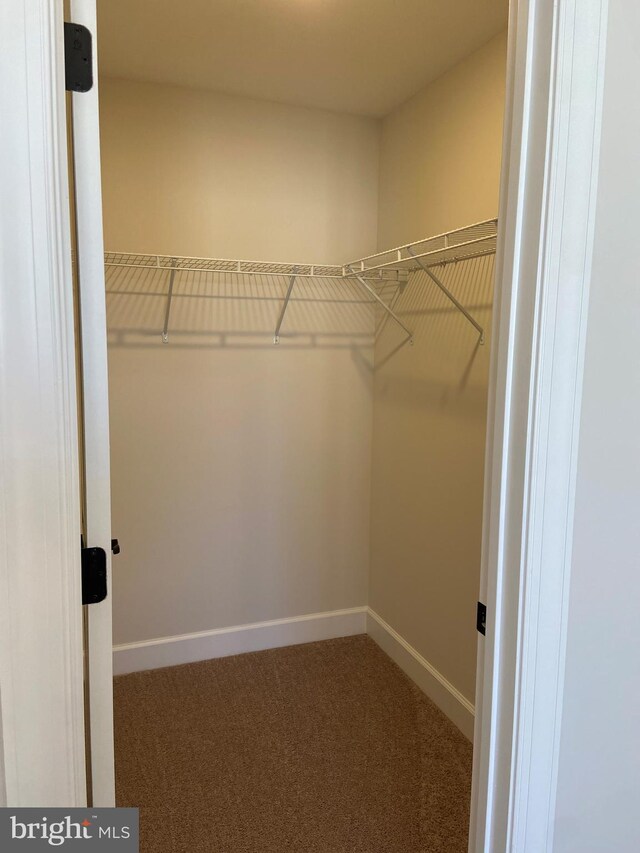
top-left (70, 0), bottom-right (116, 808)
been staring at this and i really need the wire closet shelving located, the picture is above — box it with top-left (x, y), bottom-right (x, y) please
top-left (104, 218), bottom-right (498, 345)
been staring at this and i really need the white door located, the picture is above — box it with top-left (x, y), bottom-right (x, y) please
top-left (68, 0), bottom-right (115, 807)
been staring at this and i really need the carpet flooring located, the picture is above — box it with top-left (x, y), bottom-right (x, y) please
top-left (114, 635), bottom-right (472, 852)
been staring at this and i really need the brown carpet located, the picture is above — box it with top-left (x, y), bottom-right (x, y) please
top-left (114, 635), bottom-right (472, 852)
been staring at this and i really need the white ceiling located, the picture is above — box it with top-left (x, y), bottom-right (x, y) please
top-left (97, 0), bottom-right (508, 118)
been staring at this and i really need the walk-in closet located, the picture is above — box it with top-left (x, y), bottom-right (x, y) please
top-left (95, 1), bottom-right (509, 849)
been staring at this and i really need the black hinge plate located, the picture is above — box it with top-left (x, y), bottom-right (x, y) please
top-left (64, 22), bottom-right (93, 92)
top-left (477, 601), bottom-right (487, 636)
top-left (82, 546), bottom-right (107, 605)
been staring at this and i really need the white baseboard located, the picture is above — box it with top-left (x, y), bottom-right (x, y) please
top-left (366, 608), bottom-right (475, 740)
top-left (114, 606), bottom-right (475, 740)
top-left (113, 606), bottom-right (368, 675)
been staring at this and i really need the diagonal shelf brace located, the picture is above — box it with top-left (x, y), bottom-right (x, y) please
top-left (273, 267), bottom-right (298, 344)
top-left (345, 265), bottom-right (413, 344)
top-left (406, 246), bottom-right (485, 344)
top-left (375, 271), bottom-right (409, 341)
top-left (161, 259), bottom-right (177, 343)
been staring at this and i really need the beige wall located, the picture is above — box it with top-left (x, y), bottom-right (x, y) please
top-left (377, 31), bottom-right (507, 247)
top-left (370, 32), bottom-right (507, 704)
top-left (101, 79), bottom-right (378, 644)
top-left (100, 77), bottom-right (380, 263)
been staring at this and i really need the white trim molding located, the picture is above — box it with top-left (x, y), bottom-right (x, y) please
top-left (114, 607), bottom-right (476, 743)
top-left (470, 0), bottom-right (609, 851)
top-left (113, 607), bottom-right (368, 675)
top-left (366, 610), bottom-right (475, 740)
top-left (0, 1), bottom-right (86, 806)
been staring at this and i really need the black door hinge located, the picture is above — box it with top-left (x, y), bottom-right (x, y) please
top-left (82, 546), bottom-right (107, 605)
top-left (477, 601), bottom-right (487, 636)
top-left (64, 22), bottom-right (93, 92)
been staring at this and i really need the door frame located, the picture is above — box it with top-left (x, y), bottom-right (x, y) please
top-left (0, 0), bottom-right (609, 848)
top-left (0, 0), bottom-right (86, 806)
top-left (470, 0), bottom-right (609, 849)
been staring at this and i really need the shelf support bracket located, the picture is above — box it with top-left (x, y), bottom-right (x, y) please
top-left (273, 267), bottom-right (298, 344)
top-left (406, 246), bottom-right (485, 344)
top-left (375, 271), bottom-right (409, 341)
top-left (345, 266), bottom-right (413, 345)
top-left (161, 260), bottom-right (177, 344)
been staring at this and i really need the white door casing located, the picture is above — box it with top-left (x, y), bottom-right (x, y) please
top-left (470, 0), bottom-right (609, 850)
top-left (0, 0), bottom-right (86, 806)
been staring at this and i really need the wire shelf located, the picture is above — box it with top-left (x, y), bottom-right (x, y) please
top-left (105, 252), bottom-right (395, 281)
top-left (343, 218), bottom-right (498, 275)
top-left (103, 219), bottom-right (497, 345)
